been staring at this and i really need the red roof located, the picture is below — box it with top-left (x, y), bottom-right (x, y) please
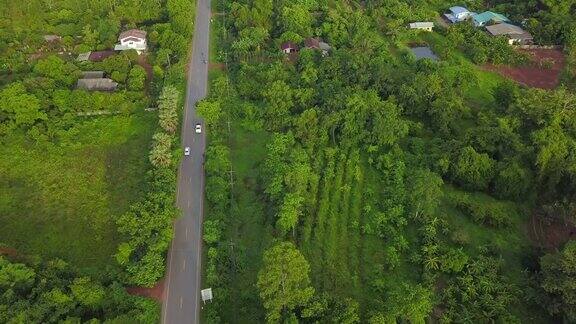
top-left (88, 51), bottom-right (116, 62)
top-left (119, 29), bottom-right (147, 41)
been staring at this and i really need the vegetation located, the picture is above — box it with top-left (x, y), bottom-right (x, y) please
top-left (202, 0), bottom-right (576, 323)
top-left (0, 0), bottom-right (195, 320)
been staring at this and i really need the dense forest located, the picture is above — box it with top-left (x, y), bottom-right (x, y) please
top-left (0, 0), bottom-right (194, 322)
top-left (201, 0), bottom-right (576, 323)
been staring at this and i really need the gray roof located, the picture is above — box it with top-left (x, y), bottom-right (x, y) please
top-left (77, 52), bottom-right (91, 61)
top-left (449, 6), bottom-right (469, 15)
top-left (485, 23), bottom-right (533, 39)
top-left (77, 78), bottom-right (118, 91)
top-left (82, 71), bottom-right (105, 79)
top-left (43, 35), bottom-right (61, 42)
top-left (410, 47), bottom-right (439, 61)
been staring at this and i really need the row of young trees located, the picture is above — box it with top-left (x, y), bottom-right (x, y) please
top-left (115, 85), bottom-right (182, 286)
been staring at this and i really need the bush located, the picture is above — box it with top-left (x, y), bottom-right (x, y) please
top-left (454, 194), bottom-right (514, 227)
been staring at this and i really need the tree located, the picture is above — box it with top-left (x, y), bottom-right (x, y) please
top-left (407, 169), bottom-right (443, 221)
top-left (70, 277), bottom-right (105, 308)
top-left (277, 193), bottom-right (304, 236)
top-left (33, 55), bottom-right (80, 86)
top-left (0, 257), bottom-right (35, 292)
top-left (540, 240), bottom-right (576, 321)
top-left (0, 82), bottom-right (45, 129)
top-left (262, 80), bottom-right (294, 131)
top-left (257, 242), bottom-right (315, 322)
top-left (197, 100), bottom-right (222, 129)
top-left (385, 283), bottom-right (434, 324)
top-left (149, 132), bottom-right (173, 168)
top-left (452, 146), bottom-right (496, 191)
top-left (128, 65), bottom-right (147, 90)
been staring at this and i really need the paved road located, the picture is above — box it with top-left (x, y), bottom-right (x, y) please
top-left (162, 0), bottom-right (211, 323)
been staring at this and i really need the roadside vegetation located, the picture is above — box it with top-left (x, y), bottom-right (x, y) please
top-left (202, 0), bottom-right (576, 323)
top-left (0, 0), bottom-right (194, 321)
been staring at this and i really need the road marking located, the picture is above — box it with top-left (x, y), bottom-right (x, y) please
top-left (186, 227), bottom-right (189, 239)
top-left (180, 297), bottom-right (183, 309)
top-left (183, 258), bottom-right (186, 271)
top-left (188, 200), bottom-right (191, 208)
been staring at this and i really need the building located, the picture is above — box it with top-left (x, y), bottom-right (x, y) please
top-left (115, 29), bottom-right (147, 54)
top-left (485, 23), bottom-right (533, 45)
top-left (81, 71), bottom-right (105, 79)
top-left (409, 22), bottom-right (434, 32)
top-left (304, 37), bottom-right (331, 56)
top-left (410, 47), bottom-right (439, 61)
top-left (281, 42), bottom-right (298, 54)
top-left (472, 11), bottom-right (510, 27)
top-left (444, 6), bottom-right (472, 23)
top-left (77, 78), bottom-right (118, 91)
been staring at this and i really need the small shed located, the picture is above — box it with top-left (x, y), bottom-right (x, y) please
top-left (82, 71), bottom-right (105, 79)
top-left (281, 42), bottom-right (298, 54)
top-left (410, 47), bottom-right (439, 61)
top-left (77, 52), bottom-right (91, 62)
top-left (409, 22), bottom-right (434, 32)
top-left (473, 11), bottom-right (510, 27)
top-left (485, 23), bottom-right (533, 45)
top-left (77, 78), bottom-right (118, 91)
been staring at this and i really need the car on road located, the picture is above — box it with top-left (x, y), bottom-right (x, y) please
top-left (184, 147), bottom-right (190, 156)
top-left (195, 123), bottom-right (202, 134)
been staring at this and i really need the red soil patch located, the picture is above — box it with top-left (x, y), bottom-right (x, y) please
top-left (0, 246), bottom-right (19, 258)
top-left (208, 62), bottom-right (226, 70)
top-left (483, 49), bottom-right (566, 89)
top-left (126, 279), bottom-right (165, 302)
top-left (528, 213), bottom-right (576, 250)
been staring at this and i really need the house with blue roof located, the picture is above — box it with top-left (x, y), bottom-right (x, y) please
top-left (472, 11), bottom-right (510, 27)
top-left (444, 6), bottom-right (473, 23)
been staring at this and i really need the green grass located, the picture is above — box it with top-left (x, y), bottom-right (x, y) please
top-left (0, 113), bottom-right (155, 269)
top-left (219, 125), bottom-right (273, 323)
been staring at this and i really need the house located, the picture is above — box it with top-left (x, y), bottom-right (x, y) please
top-left (304, 37), bottom-right (331, 56)
top-left (115, 29), bottom-right (147, 54)
top-left (77, 78), bottom-right (118, 91)
top-left (82, 71), bottom-right (105, 79)
top-left (485, 23), bottom-right (533, 45)
top-left (472, 11), bottom-right (510, 27)
top-left (281, 42), bottom-right (298, 54)
top-left (410, 47), bottom-right (439, 61)
top-left (77, 51), bottom-right (116, 62)
top-left (444, 6), bottom-right (472, 23)
top-left (43, 35), bottom-right (61, 42)
top-left (409, 22), bottom-right (434, 32)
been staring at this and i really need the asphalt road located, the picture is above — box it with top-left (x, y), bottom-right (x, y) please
top-left (162, 0), bottom-right (211, 323)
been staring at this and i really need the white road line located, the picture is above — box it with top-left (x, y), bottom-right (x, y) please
top-left (186, 227), bottom-right (189, 239)
top-left (162, 237), bottom-right (175, 324)
top-left (180, 297), bottom-right (183, 309)
top-left (183, 258), bottom-right (186, 271)
top-left (188, 200), bottom-right (191, 208)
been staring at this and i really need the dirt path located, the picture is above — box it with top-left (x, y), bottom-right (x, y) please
top-left (126, 279), bottom-right (165, 302)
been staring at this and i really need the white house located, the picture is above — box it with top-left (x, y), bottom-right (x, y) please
top-left (409, 22), bottom-right (434, 32)
top-left (114, 29), bottom-right (147, 54)
top-left (444, 6), bottom-right (473, 23)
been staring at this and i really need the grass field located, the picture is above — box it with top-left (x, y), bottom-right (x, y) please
top-left (0, 113), bottom-right (155, 269)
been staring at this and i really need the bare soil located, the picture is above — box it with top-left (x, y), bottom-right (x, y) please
top-left (126, 278), bottom-right (165, 302)
top-left (483, 49), bottom-right (566, 89)
top-left (528, 213), bottom-right (576, 250)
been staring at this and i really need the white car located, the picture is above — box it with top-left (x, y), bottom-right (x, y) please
top-left (184, 147), bottom-right (190, 156)
top-left (195, 124), bottom-right (202, 134)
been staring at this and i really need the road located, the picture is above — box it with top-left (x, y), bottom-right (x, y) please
top-left (162, 0), bottom-right (211, 323)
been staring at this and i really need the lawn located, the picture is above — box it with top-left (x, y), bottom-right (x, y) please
top-left (0, 113), bottom-right (155, 269)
